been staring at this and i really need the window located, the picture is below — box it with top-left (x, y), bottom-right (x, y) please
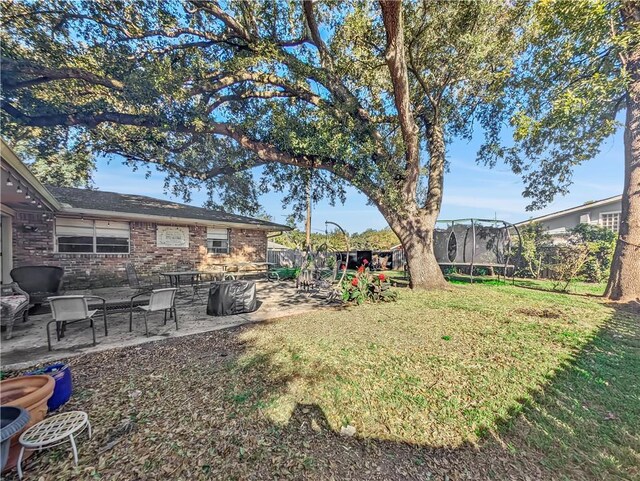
top-left (600, 212), bottom-right (620, 233)
top-left (56, 218), bottom-right (130, 253)
top-left (207, 227), bottom-right (230, 254)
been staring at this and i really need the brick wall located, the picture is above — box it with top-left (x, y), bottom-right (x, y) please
top-left (11, 211), bottom-right (267, 289)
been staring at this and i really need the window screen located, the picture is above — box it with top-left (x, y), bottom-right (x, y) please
top-left (56, 218), bottom-right (130, 253)
top-left (206, 227), bottom-right (230, 254)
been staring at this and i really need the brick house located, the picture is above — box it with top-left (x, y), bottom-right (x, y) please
top-left (1, 139), bottom-right (289, 288)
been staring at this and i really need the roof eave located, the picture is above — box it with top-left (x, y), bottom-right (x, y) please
top-left (1, 139), bottom-right (62, 211)
top-left (58, 206), bottom-right (290, 231)
top-left (515, 195), bottom-right (622, 226)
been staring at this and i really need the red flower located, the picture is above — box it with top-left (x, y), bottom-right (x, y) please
top-left (378, 274), bottom-right (386, 281)
top-left (357, 265), bottom-right (365, 274)
top-left (363, 259), bottom-right (369, 265)
top-left (351, 277), bottom-right (359, 286)
top-left (340, 264), bottom-right (346, 270)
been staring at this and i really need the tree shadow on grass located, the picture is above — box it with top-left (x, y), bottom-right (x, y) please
top-left (6, 302), bottom-right (638, 480)
top-left (485, 299), bottom-right (640, 480)
top-left (509, 278), bottom-right (605, 298)
top-left (231, 301), bottom-right (639, 480)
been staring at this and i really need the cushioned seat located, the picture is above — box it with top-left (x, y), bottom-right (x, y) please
top-left (0, 283), bottom-right (30, 340)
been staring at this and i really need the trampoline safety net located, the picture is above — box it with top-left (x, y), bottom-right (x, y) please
top-left (433, 219), bottom-right (520, 268)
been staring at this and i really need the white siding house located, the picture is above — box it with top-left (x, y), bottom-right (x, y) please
top-left (515, 195), bottom-right (622, 238)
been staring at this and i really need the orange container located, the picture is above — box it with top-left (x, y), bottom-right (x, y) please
top-left (0, 375), bottom-right (55, 472)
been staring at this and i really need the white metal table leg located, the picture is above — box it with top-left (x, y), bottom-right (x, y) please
top-left (86, 419), bottom-right (92, 439)
top-left (16, 445), bottom-right (25, 479)
top-left (69, 433), bottom-right (78, 465)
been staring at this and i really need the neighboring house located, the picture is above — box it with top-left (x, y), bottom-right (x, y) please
top-left (515, 195), bottom-right (622, 239)
top-left (1, 139), bottom-right (289, 288)
top-left (267, 240), bottom-right (290, 252)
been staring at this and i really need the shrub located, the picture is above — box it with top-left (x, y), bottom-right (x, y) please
top-left (516, 223), bottom-right (552, 278)
top-left (340, 264), bottom-right (398, 304)
top-left (569, 224), bottom-right (616, 283)
top-left (547, 244), bottom-right (590, 292)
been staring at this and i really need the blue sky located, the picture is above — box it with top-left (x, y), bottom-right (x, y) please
top-left (93, 126), bottom-right (624, 234)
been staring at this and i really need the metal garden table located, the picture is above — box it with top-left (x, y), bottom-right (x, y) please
top-left (159, 271), bottom-right (203, 289)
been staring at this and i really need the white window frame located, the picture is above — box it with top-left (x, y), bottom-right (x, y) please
top-left (206, 227), bottom-right (230, 255)
top-left (55, 217), bottom-right (130, 254)
top-left (599, 211), bottom-right (621, 233)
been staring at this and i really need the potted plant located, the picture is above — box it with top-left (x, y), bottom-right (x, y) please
top-left (0, 407), bottom-right (30, 471)
top-left (26, 363), bottom-right (72, 411)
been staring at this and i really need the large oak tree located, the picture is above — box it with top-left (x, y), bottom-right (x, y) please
top-left (503, 0), bottom-right (639, 301)
top-left (1, 0), bottom-right (527, 289)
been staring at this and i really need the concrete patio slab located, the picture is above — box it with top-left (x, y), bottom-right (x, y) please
top-left (1, 280), bottom-right (336, 370)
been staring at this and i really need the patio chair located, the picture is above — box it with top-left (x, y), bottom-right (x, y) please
top-left (10, 266), bottom-right (64, 306)
top-left (189, 276), bottom-right (208, 303)
top-left (126, 263), bottom-right (161, 293)
top-left (129, 288), bottom-right (178, 336)
top-left (1, 283), bottom-right (30, 340)
top-left (46, 296), bottom-right (108, 351)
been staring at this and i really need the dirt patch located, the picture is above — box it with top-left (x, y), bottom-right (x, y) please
top-left (515, 307), bottom-right (562, 319)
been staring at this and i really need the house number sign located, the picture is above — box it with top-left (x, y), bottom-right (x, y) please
top-left (157, 226), bottom-right (190, 248)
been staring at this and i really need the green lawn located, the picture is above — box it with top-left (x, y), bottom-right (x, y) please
top-left (10, 284), bottom-right (638, 480)
top-left (512, 277), bottom-right (608, 296)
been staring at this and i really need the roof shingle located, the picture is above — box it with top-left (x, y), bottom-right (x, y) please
top-left (46, 185), bottom-right (289, 230)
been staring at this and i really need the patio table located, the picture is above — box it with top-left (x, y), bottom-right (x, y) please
top-left (210, 262), bottom-right (274, 280)
top-left (159, 271), bottom-right (203, 289)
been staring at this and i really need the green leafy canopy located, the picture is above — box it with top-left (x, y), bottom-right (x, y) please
top-left (492, 0), bottom-right (632, 210)
top-left (1, 0), bottom-right (530, 218)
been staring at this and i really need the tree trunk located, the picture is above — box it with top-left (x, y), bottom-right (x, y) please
top-left (390, 215), bottom-right (447, 290)
top-left (606, 14), bottom-right (640, 301)
top-left (305, 171), bottom-right (312, 249)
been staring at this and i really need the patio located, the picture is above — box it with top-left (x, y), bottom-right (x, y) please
top-left (1, 280), bottom-right (334, 369)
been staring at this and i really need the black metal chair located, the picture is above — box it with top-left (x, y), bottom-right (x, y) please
top-left (10, 266), bottom-right (64, 306)
top-left (125, 263), bottom-right (161, 293)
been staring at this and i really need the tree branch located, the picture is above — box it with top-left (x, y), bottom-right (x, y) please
top-left (189, 0), bottom-right (252, 41)
top-left (1, 100), bottom-right (378, 201)
top-left (379, 0), bottom-right (421, 204)
top-left (206, 91), bottom-right (295, 112)
top-left (303, 0), bottom-right (333, 69)
top-left (1, 58), bottom-right (125, 91)
top-left (103, 147), bottom-right (266, 181)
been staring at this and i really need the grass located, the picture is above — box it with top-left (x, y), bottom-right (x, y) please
top-left (382, 269), bottom-right (608, 296)
top-left (7, 283), bottom-right (638, 480)
top-left (507, 301), bottom-right (640, 480)
top-left (512, 277), bottom-right (608, 296)
top-left (238, 285), bottom-right (622, 446)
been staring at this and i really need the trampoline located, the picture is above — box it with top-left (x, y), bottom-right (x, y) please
top-left (433, 218), bottom-right (521, 282)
